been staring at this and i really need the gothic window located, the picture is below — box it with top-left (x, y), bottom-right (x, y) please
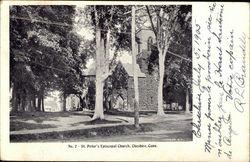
top-left (147, 36), bottom-right (153, 51)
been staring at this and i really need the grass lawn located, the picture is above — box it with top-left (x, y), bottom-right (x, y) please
top-left (10, 110), bottom-right (192, 142)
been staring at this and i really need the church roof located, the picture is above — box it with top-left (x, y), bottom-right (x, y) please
top-left (121, 62), bottom-right (146, 78)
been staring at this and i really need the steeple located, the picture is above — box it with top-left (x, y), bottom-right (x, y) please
top-left (135, 29), bottom-right (155, 75)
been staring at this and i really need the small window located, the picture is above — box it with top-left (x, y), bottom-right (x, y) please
top-left (147, 37), bottom-right (153, 51)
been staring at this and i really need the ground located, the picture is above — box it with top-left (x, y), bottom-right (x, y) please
top-left (10, 110), bottom-right (192, 142)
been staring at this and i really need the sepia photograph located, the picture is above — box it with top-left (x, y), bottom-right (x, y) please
top-left (1, 1), bottom-right (249, 161)
top-left (9, 5), bottom-right (193, 142)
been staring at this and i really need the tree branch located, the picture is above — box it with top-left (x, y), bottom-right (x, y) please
top-left (94, 6), bottom-right (99, 29)
top-left (162, 8), bottom-right (179, 54)
top-left (105, 30), bottom-right (110, 70)
top-left (167, 50), bottom-right (192, 62)
top-left (146, 6), bottom-right (157, 36)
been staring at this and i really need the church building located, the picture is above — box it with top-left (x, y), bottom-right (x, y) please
top-left (83, 29), bottom-right (159, 111)
top-left (111, 29), bottom-right (159, 111)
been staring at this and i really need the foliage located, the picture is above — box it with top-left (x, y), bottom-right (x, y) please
top-left (87, 5), bottom-right (131, 50)
top-left (10, 5), bottom-right (89, 111)
top-left (144, 5), bottom-right (192, 106)
top-left (110, 62), bottom-right (129, 90)
top-left (146, 6), bottom-right (192, 86)
top-left (85, 80), bottom-right (96, 109)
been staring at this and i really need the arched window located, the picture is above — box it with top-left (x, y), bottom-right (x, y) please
top-left (147, 36), bottom-right (153, 51)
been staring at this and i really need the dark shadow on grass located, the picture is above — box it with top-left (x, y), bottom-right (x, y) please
top-left (114, 117), bottom-right (129, 123)
top-left (10, 111), bottom-right (71, 117)
top-left (105, 109), bottom-right (155, 117)
top-left (86, 119), bottom-right (123, 125)
top-left (71, 119), bottom-right (123, 127)
top-left (10, 121), bottom-right (57, 131)
top-left (105, 109), bottom-right (187, 117)
top-left (71, 112), bottom-right (93, 118)
top-left (13, 116), bottom-right (59, 124)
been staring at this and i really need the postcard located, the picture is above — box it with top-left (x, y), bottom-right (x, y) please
top-left (0, 1), bottom-right (249, 161)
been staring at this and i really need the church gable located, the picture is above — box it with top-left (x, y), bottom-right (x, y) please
top-left (111, 62), bottom-right (130, 89)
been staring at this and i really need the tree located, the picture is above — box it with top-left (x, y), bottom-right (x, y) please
top-left (163, 5), bottom-right (192, 112)
top-left (131, 6), bottom-right (139, 128)
top-left (145, 5), bottom-right (191, 116)
top-left (10, 5), bottom-right (87, 112)
top-left (84, 5), bottom-right (131, 120)
top-left (92, 28), bottom-right (109, 119)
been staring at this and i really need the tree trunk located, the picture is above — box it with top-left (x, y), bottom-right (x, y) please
top-left (38, 89), bottom-right (44, 111)
top-left (11, 83), bottom-right (18, 112)
top-left (28, 95), bottom-right (36, 112)
top-left (185, 88), bottom-right (190, 113)
top-left (11, 94), bottom-right (18, 113)
top-left (104, 98), bottom-right (109, 112)
top-left (21, 93), bottom-right (27, 112)
top-left (79, 96), bottom-right (83, 110)
top-left (38, 97), bottom-right (41, 111)
top-left (92, 80), bottom-right (104, 119)
top-left (34, 97), bottom-right (38, 111)
top-left (62, 93), bottom-right (66, 111)
top-left (110, 91), bottom-right (114, 110)
top-left (157, 52), bottom-right (166, 116)
top-left (26, 95), bottom-right (32, 112)
top-left (132, 6), bottom-right (139, 128)
top-left (92, 28), bottom-right (110, 120)
top-left (25, 93), bottom-right (34, 112)
top-left (85, 95), bottom-right (89, 110)
top-left (32, 96), bottom-right (36, 111)
top-left (41, 96), bottom-right (45, 112)
top-left (10, 83), bottom-right (13, 112)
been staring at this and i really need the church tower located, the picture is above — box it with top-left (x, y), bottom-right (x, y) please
top-left (136, 29), bottom-right (158, 111)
